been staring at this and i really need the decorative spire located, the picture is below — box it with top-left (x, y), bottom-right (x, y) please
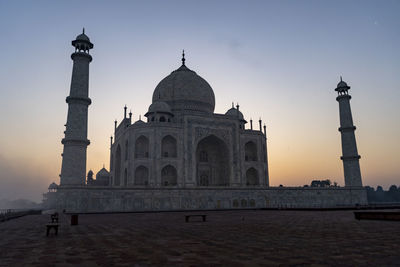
top-left (232, 102), bottom-right (234, 108)
top-left (340, 76), bottom-right (343, 82)
top-left (139, 115), bottom-right (142, 120)
top-left (182, 50), bottom-right (185, 66)
top-left (124, 105), bottom-right (127, 118)
top-left (83, 27), bottom-right (85, 34)
top-left (129, 109), bottom-right (132, 120)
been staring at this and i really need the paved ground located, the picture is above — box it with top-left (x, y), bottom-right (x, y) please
top-left (0, 209), bottom-right (399, 266)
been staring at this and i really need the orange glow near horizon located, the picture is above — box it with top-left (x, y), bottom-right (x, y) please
top-left (0, 1), bottom-right (399, 202)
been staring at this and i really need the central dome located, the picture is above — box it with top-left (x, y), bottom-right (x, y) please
top-left (152, 63), bottom-right (215, 114)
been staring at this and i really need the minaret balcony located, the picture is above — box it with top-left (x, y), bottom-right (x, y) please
top-left (338, 126), bottom-right (356, 132)
top-left (71, 52), bottom-right (92, 62)
top-left (66, 96), bottom-right (91, 105)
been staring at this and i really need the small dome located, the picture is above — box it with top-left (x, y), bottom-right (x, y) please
top-left (48, 182), bottom-right (58, 190)
top-left (337, 80), bottom-right (348, 88)
top-left (148, 101), bottom-right (172, 114)
top-left (134, 119), bottom-right (146, 125)
top-left (72, 29), bottom-right (94, 49)
top-left (225, 107), bottom-right (244, 120)
top-left (335, 77), bottom-right (350, 92)
top-left (96, 168), bottom-right (110, 177)
top-left (76, 33), bottom-right (90, 42)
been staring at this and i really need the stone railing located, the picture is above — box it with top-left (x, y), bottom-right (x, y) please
top-left (0, 209), bottom-right (42, 222)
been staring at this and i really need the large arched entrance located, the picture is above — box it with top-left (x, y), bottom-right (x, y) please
top-left (196, 135), bottom-right (230, 186)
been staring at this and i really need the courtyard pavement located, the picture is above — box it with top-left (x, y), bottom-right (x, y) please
top-left (0, 209), bottom-right (399, 266)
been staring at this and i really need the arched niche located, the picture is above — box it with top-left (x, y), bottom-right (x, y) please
top-left (246, 167), bottom-right (259, 186)
top-left (245, 141), bottom-right (258, 161)
top-left (161, 135), bottom-right (177, 158)
top-left (135, 135), bottom-right (149, 158)
top-left (134, 166), bottom-right (149, 186)
top-left (161, 165), bottom-right (177, 186)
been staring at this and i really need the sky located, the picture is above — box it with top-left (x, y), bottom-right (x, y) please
top-left (0, 0), bottom-right (399, 202)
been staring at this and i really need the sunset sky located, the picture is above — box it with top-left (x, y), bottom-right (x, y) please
top-left (0, 0), bottom-right (399, 202)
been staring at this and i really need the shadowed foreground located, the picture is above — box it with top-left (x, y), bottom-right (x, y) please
top-left (0, 210), bottom-right (399, 266)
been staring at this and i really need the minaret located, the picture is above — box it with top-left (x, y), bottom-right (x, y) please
top-left (60, 29), bottom-right (93, 185)
top-left (335, 77), bottom-right (362, 187)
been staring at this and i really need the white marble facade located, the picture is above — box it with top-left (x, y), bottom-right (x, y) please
top-left (109, 57), bottom-right (269, 190)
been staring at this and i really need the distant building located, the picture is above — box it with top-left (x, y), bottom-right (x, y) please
top-left (42, 182), bottom-right (58, 209)
top-left (87, 168), bottom-right (111, 186)
top-left (310, 180), bottom-right (331, 188)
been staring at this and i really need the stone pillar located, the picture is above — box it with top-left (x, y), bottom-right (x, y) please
top-left (335, 78), bottom-right (362, 187)
top-left (60, 30), bottom-right (93, 186)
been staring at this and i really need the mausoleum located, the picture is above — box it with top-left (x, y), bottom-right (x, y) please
top-left (52, 30), bottom-right (367, 212)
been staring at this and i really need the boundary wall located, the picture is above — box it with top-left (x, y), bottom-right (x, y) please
top-left (56, 187), bottom-right (368, 213)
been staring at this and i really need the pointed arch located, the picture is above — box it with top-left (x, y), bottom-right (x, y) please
top-left (135, 135), bottom-right (149, 158)
top-left (246, 167), bottom-right (259, 186)
top-left (134, 166), bottom-right (149, 185)
top-left (161, 165), bottom-right (177, 186)
top-left (161, 135), bottom-right (177, 158)
top-left (245, 141), bottom-right (258, 161)
top-left (115, 144), bottom-right (121, 186)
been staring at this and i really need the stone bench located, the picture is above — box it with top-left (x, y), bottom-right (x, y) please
top-left (185, 214), bottom-right (207, 222)
top-left (354, 211), bottom-right (400, 221)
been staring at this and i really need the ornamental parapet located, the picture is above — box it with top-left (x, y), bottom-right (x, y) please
top-left (340, 155), bottom-right (361, 160)
top-left (61, 138), bottom-right (90, 146)
top-left (71, 52), bottom-right (92, 62)
top-left (336, 94), bottom-right (352, 101)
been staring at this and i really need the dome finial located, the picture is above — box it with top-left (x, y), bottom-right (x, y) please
top-left (340, 76), bottom-right (343, 82)
top-left (83, 27), bottom-right (85, 34)
top-left (182, 49), bottom-right (185, 66)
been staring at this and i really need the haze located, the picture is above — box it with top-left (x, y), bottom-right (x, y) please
top-left (0, 0), bottom-right (399, 202)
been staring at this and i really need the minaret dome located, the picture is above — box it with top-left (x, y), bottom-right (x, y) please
top-left (72, 28), bottom-right (94, 53)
